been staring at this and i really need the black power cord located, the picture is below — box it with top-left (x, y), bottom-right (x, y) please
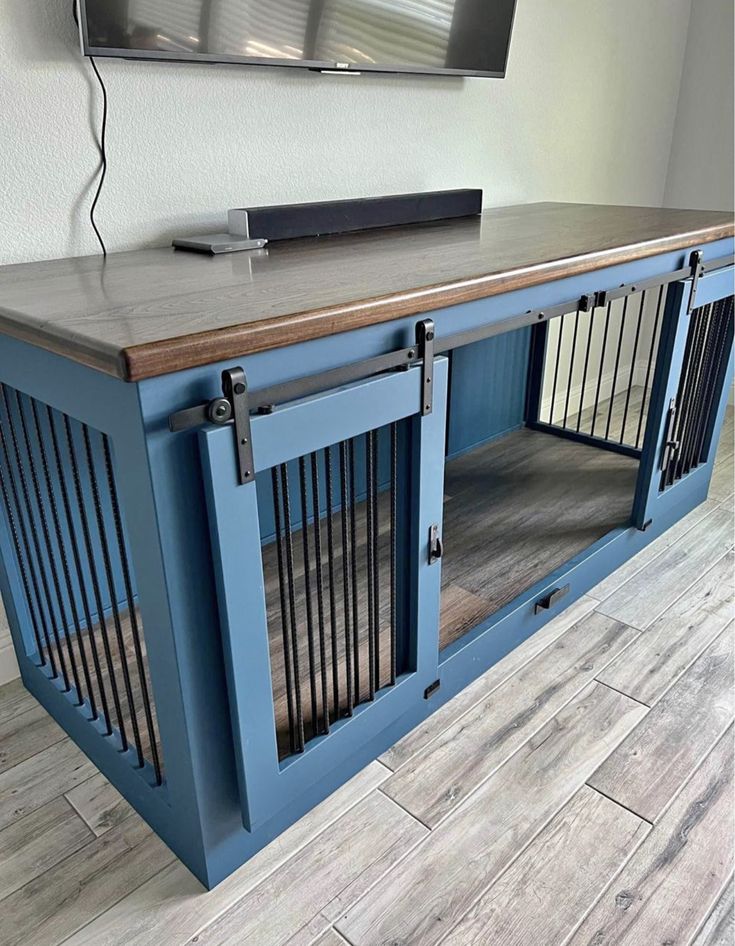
top-left (73, 1), bottom-right (108, 256)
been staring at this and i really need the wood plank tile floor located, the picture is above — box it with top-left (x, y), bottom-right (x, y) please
top-left (0, 408), bottom-right (732, 946)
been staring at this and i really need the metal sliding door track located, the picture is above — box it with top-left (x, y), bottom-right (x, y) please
top-left (169, 253), bottom-right (734, 434)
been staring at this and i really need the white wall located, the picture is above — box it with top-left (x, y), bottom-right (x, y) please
top-left (664, 0), bottom-right (734, 212)
top-left (0, 0), bottom-right (693, 265)
top-left (0, 0), bottom-right (698, 682)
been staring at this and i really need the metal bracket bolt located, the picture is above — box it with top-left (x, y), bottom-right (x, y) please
top-left (688, 250), bottom-right (703, 314)
top-left (416, 319), bottom-right (435, 415)
top-left (221, 367), bottom-right (256, 485)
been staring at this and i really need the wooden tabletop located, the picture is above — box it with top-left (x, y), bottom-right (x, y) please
top-left (0, 202), bottom-right (731, 381)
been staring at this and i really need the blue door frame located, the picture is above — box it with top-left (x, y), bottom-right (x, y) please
top-left (634, 265), bottom-right (735, 529)
top-left (199, 362), bottom-right (448, 831)
top-left (0, 239), bottom-right (731, 889)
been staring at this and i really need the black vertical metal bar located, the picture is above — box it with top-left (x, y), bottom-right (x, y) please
top-left (271, 467), bottom-right (297, 754)
top-left (298, 456), bottom-right (319, 737)
top-left (679, 304), bottom-right (712, 476)
top-left (348, 439), bottom-right (360, 703)
top-left (620, 291), bottom-right (646, 445)
top-left (692, 300), bottom-right (728, 467)
top-left (2, 391), bottom-right (57, 678)
top-left (10, 390), bottom-right (70, 689)
top-left (28, 400), bottom-right (84, 705)
top-left (548, 315), bottom-right (566, 425)
top-left (63, 415), bottom-right (114, 734)
top-left (102, 435), bottom-right (162, 783)
top-left (604, 297), bottom-right (629, 441)
top-left (3, 387), bottom-right (60, 679)
top-left (695, 297), bottom-right (734, 465)
top-left (46, 408), bottom-right (97, 717)
top-left (279, 463), bottom-right (305, 752)
top-left (371, 430), bottom-right (380, 689)
top-left (636, 285), bottom-right (666, 449)
top-left (323, 446), bottom-right (340, 719)
top-left (687, 300), bottom-right (727, 472)
top-left (0, 410), bottom-right (46, 664)
top-left (338, 442), bottom-right (354, 715)
top-left (576, 306), bottom-right (596, 433)
top-left (389, 422), bottom-right (398, 687)
top-left (672, 305), bottom-right (707, 483)
top-left (310, 451), bottom-right (330, 734)
top-left (524, 322), bottom-right (548, 425)
top-left (562, 309), bottom-right (580, 428)
top-left (690, 301), bottom-right (727, 471)
top-left (590, 302), bottom-right (613, 438)
top-left (365, 432), bottom-right (376, 701)
top-left (82, 425), bottom-right (140, 757)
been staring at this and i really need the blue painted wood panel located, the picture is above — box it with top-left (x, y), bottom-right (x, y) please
top-left (446, 328), bottom-right (531, 458)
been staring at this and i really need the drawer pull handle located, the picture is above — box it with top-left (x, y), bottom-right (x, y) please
top-left (534, 584), bottom-right (570, 614)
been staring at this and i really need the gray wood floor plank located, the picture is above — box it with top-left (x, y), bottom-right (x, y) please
top-left (0, 796), bottom-right (92, 901)
top-left (65, 772), bottom-right (133, 837)
top-left (708, 444), bottom-right (735, 503)
top-left (0, 815), bottom-right (174, 946)
top-left (336, 683), bottom-right (647, 946)
top-left (439, 786), bottom-right (648, 946)
top-left (568, 728), bottom-right (734, 946)
top-left (0, 678), bottom-right (35, 726)
top-left (691, 879), bottom-right (735, 946)
top-left (284, 913), bottom-right (333, 946)
top-left (597, 551), bottom-right (734, 706)
top-left (184, 792), bottom-right (427, 946)
top-left (379, 594), bottom-right (597, 772)
top-left (589, 627), bottom-right (734, 823)
top-left (0, 701), bottom-right (66, 774)
top-left (64, 761), bottom-right (389, 946)
top-left (707, 406), bottom-right (734, 504)
top-left (596, 504), bottom-right (734, 630)
top-left (309, 928), bottom-right (351, 946)
top-left (0, 740), bottom-right (96, 832)
top-left (587, 500), bottom-right (720, 602)
top-left (382, 612), bottom-right (639, 827)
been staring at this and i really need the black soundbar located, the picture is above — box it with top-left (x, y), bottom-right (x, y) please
top-left (227, 189), bottom-right (483, 243)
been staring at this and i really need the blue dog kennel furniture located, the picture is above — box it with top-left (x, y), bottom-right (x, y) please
top-left (0, 202), bottom-right (732, 889)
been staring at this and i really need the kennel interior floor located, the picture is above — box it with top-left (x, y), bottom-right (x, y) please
top-left (1, 409), bottom-right (732, 946)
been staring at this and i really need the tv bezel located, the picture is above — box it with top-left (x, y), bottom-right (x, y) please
top-left (78, 1), bottom-right (516, 79)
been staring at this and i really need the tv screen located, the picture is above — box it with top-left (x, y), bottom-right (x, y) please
top-left (80, 0), bottom-right (518, 77)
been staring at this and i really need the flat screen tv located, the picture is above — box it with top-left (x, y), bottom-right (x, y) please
top-left (80, 1), bottom-right (518, 78)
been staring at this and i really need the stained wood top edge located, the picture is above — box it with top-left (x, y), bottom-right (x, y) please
top-left (0, 202), bottom-right (731, 382)
top-left (123, 217), bottom-right (734, 381)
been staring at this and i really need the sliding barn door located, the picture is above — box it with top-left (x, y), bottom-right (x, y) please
top-left (634, 267), bottom-right (734, 529)
top-left (199, 359), bottom-right (448, 830)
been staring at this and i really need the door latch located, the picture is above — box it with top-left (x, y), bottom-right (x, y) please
top-left (428, 524), bottom-right (443, 565)
top-left (534, 584), bottom-right (570, 614)
top-left (660, 397), bottom-right (679, 472)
